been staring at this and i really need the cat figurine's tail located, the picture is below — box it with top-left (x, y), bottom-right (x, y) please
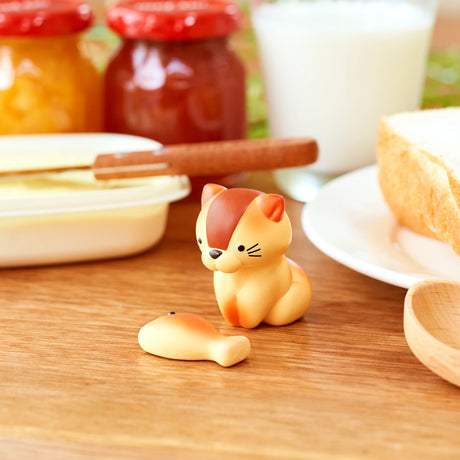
top-left (263, 258), bottom-right (312, 326)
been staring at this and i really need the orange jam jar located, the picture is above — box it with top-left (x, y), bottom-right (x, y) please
top-left (105, 0), bottom-right (247, 163)
top-left (0, 0), bottom-right (102, 134)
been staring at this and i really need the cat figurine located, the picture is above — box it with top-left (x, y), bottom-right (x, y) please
top-left (196, 184), bottom-right (312, 328)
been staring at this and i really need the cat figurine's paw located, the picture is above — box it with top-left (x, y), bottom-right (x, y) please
top-left (196, 184), bottom-right (312, 328)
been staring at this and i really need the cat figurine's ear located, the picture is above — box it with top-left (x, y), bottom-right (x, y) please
top-left (201, 184), bottom-right (227, 208)
top-left (257, 194), bottom-right (285, 222)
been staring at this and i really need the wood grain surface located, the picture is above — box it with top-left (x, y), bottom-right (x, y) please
top-left (1, 172), bottom-right (459, 460)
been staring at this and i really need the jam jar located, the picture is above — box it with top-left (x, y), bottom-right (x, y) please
top-left (105, 0), bottom-right (247, 188)
top-left (0, 0), bottom-right (103, 134)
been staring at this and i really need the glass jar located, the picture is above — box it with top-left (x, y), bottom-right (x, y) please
top-left (0, 0), bottom-right (103, 134)
top-left (105, 0), bottom-right (247, 189)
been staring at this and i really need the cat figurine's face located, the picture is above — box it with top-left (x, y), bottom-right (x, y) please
top-left (196, 184), bottom-right (292, 273)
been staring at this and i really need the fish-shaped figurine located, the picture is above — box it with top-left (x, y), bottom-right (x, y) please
top-left (138, 312), bottom-right (251, 367)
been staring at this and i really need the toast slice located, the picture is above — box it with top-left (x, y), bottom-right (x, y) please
top-left (377, 107), bottom-right (460, 256)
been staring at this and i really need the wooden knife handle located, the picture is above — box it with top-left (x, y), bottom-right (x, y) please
top-left (92, 138), bottom-right (318, 180)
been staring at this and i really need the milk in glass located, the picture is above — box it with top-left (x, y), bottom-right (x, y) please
top-left (252, 0), bottom-right (435, 200)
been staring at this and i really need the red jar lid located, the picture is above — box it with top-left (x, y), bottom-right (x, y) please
top-left (0, 0), bottom-right (93, 37)
top-left (107, 0), bottom-right (242, 41)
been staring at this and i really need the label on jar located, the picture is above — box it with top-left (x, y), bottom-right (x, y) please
top-left (0, 1), bottom-right (51, 13)
top-left (135, 1), bottom-right (212, 13)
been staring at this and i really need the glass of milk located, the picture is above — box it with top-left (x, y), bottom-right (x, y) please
top-left (251, 0), bottom-right (438, 201)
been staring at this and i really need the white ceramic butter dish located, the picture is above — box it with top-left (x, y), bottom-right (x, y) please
top-left (0, 133), bottom-right (190, 267)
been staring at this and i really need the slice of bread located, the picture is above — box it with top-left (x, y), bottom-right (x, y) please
top-left (377, 107), bottom-right (460, 256)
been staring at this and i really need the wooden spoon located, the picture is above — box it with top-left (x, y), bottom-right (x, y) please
top-left (404, 280), bottom-right (460, 387)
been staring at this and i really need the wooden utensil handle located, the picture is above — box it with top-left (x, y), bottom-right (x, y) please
top-left (92, 138), bottom-right (318, 180)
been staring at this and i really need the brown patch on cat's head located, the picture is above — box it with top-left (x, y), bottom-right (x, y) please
top-left (205, 187), bottom-right (263, 250)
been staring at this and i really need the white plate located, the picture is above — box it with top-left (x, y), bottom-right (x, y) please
top-left (301, 165), bottom-right (460, 289)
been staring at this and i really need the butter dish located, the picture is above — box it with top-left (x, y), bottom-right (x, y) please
top-left (0, 133), bottom-right (190, 267)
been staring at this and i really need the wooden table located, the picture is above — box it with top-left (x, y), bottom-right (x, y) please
top-left (1, 172), bottom-right (459, 459)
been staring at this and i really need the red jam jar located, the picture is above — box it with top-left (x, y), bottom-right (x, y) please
top-left (104, 0), bottom-right (247, 190)
top-left (0, 0), bottom-right (102, 134)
